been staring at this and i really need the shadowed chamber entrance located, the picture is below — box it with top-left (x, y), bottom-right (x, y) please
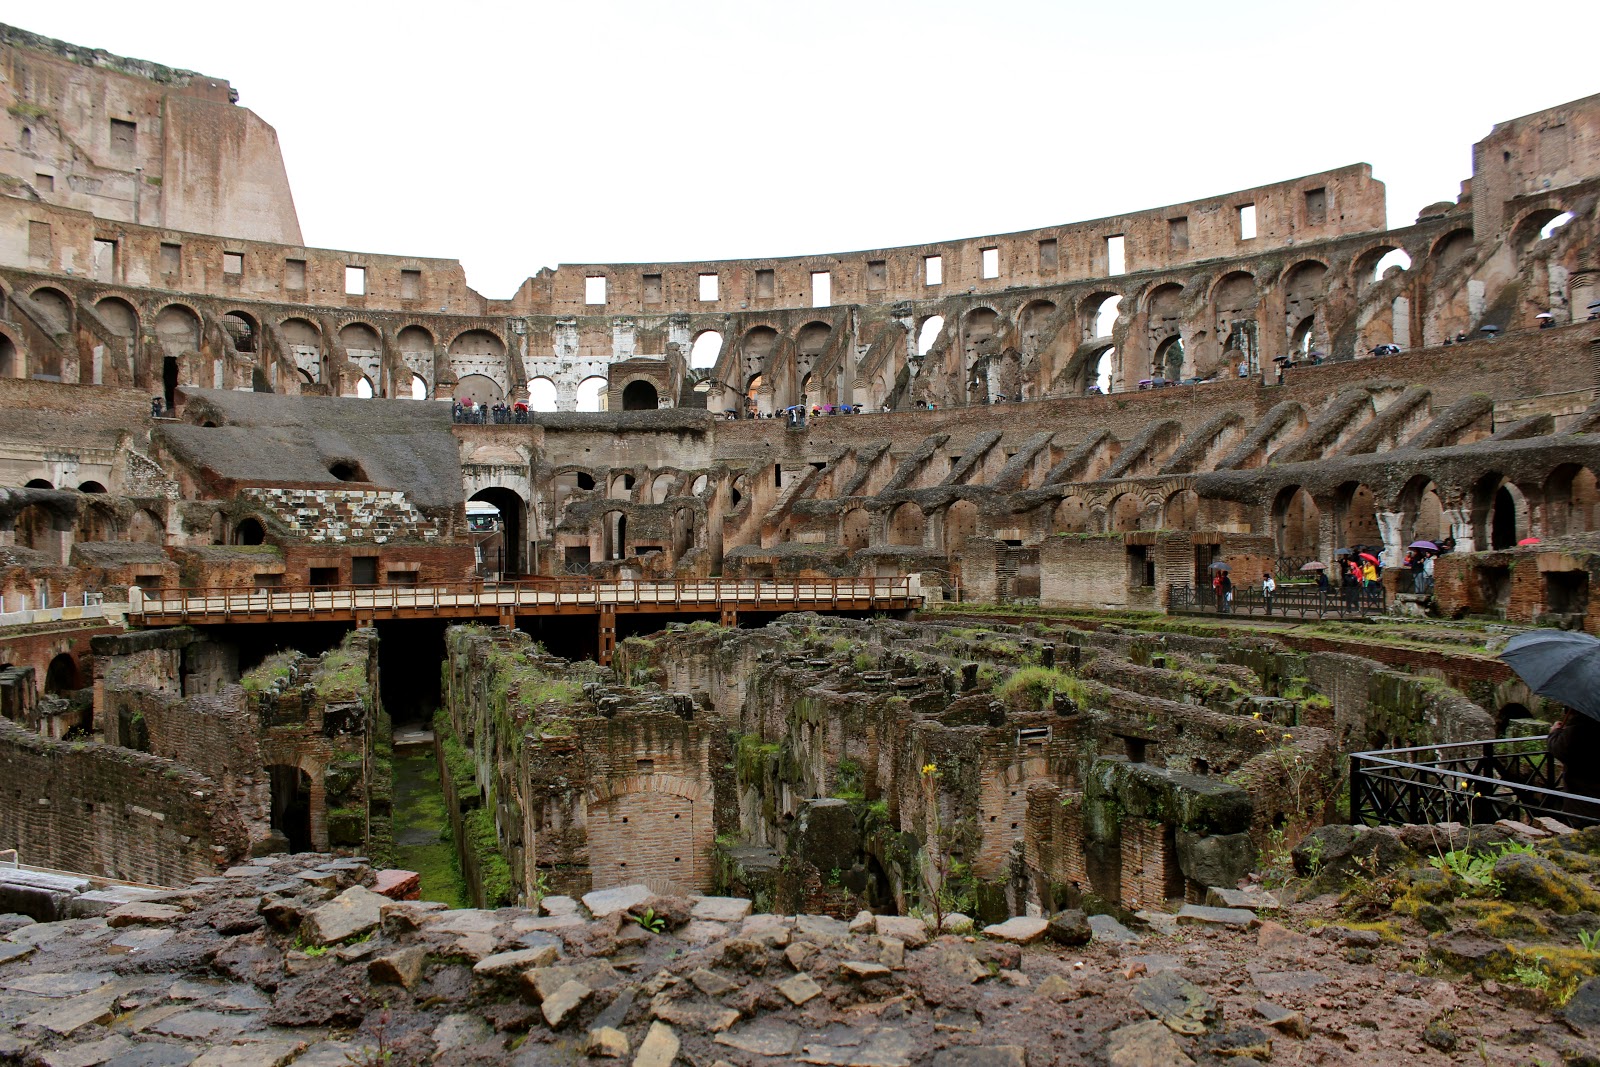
top-left (268, 765), bottom-right (312, 853)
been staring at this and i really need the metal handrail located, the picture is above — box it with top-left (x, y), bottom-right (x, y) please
top-left (1168, 582), bottom-right (1385, 619)
top-left (1350, 736), bottom-right (1597, 828)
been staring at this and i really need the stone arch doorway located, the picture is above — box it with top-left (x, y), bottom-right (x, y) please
top-left (621, 380), bottom-right (659, 410)
top-left (44, 652), bottom-right (79, 694)
top-left (470, 487), bottom-right (527, 575)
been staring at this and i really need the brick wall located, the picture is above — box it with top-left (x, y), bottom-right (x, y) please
top-left (0, 718), bottom-right (247, 884)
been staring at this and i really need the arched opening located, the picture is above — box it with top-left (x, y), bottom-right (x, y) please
top-left (234, 517), bottom-right (266, 546)
top-left (1289, 316), bottom-right (1316, 356)
top-left (408, 374), bottom-right (428, 400)
top-left (453, 373), bottom-right (504, 407)
top-left (80, 504), bottom-right (117, 542)
top-left (1163, 489), bottom-right (1199, 530)
top-left (354, 376), bottom-right (375, 399)
top-left (1273, 486), bottom-right (1320, 559)
top-left (576, 376), bottom-right (608, 412)
top-left (1334, 482), bottom-right (1380, 552)
top-left (1365, 247), bottom-right (1412, 284)
top-left (622, 380), bottom-right (659, 410)
top-left (44, 653), bottom-right (79, 695)
top-left (887, 502), bottom-right (925, 546)
top-left (943, 499), bottom-right (979, 553)
top-left (1399, 476), bottom-right (1445, 547)
top-left (0, 334), bottom-right (16, 378)
top-left (155, 304), bottom-right (201, 358)
top-left (1054, 496), bottom-right (1089, 533)
top-left (398, 325), bottom-right (434, 387)
top-left (744, 373), bottom-right (766, 418)
top-left (24, 478), bottom-right (52, 489)
top-left (128, 509), bottom-right (165, 545)
top-left (690, 331), bottom-right (723, 370)
top-left (76, 480), bottom-right (106, 493)
top-left (651, 473), bottom-right (676, 504)
top-left (529, 377), bottom-right (559, 411)
top-left (1155, 336), bottom-right (1184, 382)
top-left (1492, 488), bottom-right (1518, 549)
top-left (1084, 293), bottom-right (1120, 340)
top-left (610, 473), bottom-right (635, 500)
top-left (95, 297), bottom-right (138, 338)
top-left (469, 487), bottom-right (526, 575)
top-left (1541, 211), bottom-right (1575, 240)
top-left (1109, 493), bottom-right (1143, 533)
top-left (841, 508), bottom-right (870, 551)
top-left (917, 316), bottom-right (945, 356)
top-left (268, 765), bottom-right (313, 854)
top-left (603, 510), bottom-right (628, 560)
top-left (30, 287), bottom-right (72, 333)
top-left (221, 310), bottom-right (258, 353)
top-left (1093, 346), bottom-right (1116, 395)
top-left (1545, 465), bottom-right (1600, 536)
top-left (328, 461), bottom-right (366, 483)
top-left (1431, 229), bottom-right (1475, 268)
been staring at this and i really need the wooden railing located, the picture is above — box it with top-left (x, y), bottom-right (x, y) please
top-left (128, 576), bottom-right (921, 623)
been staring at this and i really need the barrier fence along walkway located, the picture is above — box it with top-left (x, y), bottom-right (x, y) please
top-left (1350, 737), bottom-right (1598, 829)
top-left (128, 576), bottom-right (922, 626)
top-left (1167, 583), bottom-right (1386, 619)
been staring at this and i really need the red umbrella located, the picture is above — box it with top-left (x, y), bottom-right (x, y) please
top-left (1358, 552), bottom-right (1380, 563)
top-left (1518, 537), bottom-right (1541, 546)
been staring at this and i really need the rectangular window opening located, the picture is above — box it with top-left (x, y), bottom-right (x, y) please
top-left (810, 271), bottom-right (831, 308)
top-left (924, 255), bottom-right (943, 286)
top-left (585, 275), bottom-right (607, 305)
top-left (160, 243), bottom-right (182, 275)
top-left (285, 258), bottom-right (306, 289)
top-left (1239, 204), bottom-right (1257, 240)
top-left (755, 269), bottom-right (775, 298)
top-left (400, 269), bottom-right (422, 299)
top-left (27, 220), bottom-right (51, 262)
top-left (1168, 216), bottom-right (1189, 251)
top-left (866, 260), bottom-right (887, 291)
top-left (980, 246), bottom-right (1000, 279)
top-left (34, 173), bottom-right (53, 192)
top-left (1305, 188), bottom-right (1327, 224)
top-left (223, 251), bottom-right (243, 275)
top-left (1038, 238), bottom-right (1058, 271)
top-left (1106, 235), bottom-right (1126, 276)
top-left (698, 273), bottom-right (719, 301)
top-left (92, 238), bottom-right (117, 282)
top-left (642, 273), bottom-right (663, 303)
top-left (344, 266), bottom-right (366, 295)
top-left (109, 119), bottom-right (137, 158)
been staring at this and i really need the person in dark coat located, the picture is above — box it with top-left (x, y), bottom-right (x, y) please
top-left (1549, 709), bottom-right (1600, 821)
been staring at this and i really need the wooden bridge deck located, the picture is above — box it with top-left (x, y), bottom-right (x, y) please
top-left (127, 578), bottom-right (921, 660)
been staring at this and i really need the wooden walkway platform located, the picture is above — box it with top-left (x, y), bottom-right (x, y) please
top-left (127, 577), bottom-right (922, 663)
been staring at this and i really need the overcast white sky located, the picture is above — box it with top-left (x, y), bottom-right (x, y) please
top-left (20, 1), bottom-right (1599, 299)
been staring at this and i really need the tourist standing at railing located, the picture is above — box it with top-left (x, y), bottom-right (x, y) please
top-left (1422, 553), bottom-right (1434, 595)
top-left (1261, 573), bottom-right (1275, 615)
top-left (1315, 569), bottom-right (1330, 599)
top-left (1549, 709), bottom-right (1600, 819)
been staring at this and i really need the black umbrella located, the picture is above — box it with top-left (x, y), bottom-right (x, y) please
top-left (1499, 630), bottom-right (1600, 721)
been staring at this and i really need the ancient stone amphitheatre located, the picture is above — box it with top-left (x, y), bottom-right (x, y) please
top-left (2, 20), bottom-right (1600, 1066)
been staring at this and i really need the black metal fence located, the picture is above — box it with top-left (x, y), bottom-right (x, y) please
top-left (1351, 737), bottom-right (1598, 828)
top-left (1167, 583), bottom-right (1385, 619)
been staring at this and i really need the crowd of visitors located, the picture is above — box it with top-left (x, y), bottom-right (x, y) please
top-left (452, 398), bottom-right (530, 424)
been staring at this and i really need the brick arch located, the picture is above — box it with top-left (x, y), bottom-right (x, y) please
top-left (588, 772), bottom-right (712, 808)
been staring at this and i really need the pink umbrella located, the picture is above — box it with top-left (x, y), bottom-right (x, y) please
top-left (1518, 537), bottom-right (1541, 546)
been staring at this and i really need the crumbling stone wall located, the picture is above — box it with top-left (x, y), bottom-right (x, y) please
top-left (0, 717), bottom-right (246, 884)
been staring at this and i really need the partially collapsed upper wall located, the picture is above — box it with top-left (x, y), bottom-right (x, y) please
top-left (0, 22), bottom-right (302, 245)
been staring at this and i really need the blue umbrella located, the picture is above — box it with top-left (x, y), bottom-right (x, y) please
top-left (1499, 630), bottom-right (1600, 721)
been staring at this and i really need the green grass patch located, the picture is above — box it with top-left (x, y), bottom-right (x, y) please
top-left (389, 748), bottom-right (466, 907)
